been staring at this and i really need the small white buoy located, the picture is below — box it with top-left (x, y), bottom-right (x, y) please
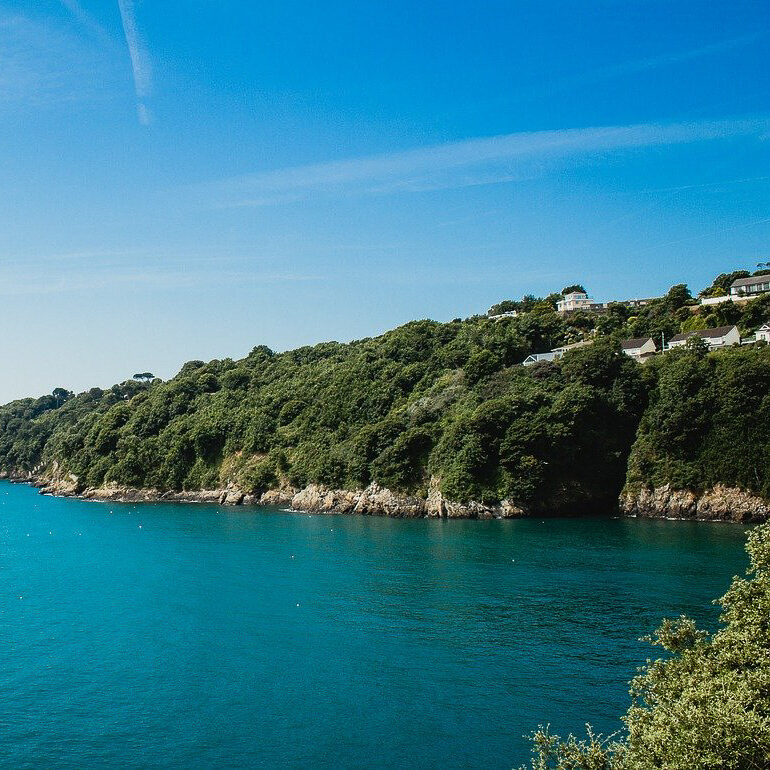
top-left (296, 603), bottom-right (300, 607)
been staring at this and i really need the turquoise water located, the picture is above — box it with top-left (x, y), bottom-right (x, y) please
top-left (0, 481), bottom-right (750, 769)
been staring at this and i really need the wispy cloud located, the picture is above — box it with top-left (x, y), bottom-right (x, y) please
top-left (198, 117), bottom-right (770, 208)
top-left (116, 0), bottom-right (152, 124)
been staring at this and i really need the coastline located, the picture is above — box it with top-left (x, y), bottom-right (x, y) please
top-left (2, 471), bottom-right (526, 520)
top-left (619, 483), bottom-right (769, 524)
top-left (3, 469), bottom-right (768, 523)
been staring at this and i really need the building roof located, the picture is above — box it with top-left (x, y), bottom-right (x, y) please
top-left (522, 351), bottom-right (558, 365)
top-left (621, 337), bottom-right (654, 350)
top-left (669, 325), bottom-right (738, 343)
top-left (731, 276), bottom-right (770, 288)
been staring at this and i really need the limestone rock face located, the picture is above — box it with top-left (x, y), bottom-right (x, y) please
top-left (259, 488), bottom-right (297, 506)
top-left (39, 473), bottom-right (80, 498)
top-left (219, 484), bottom-right (245, 506)
top-left (620, 483), bottom-right (768, 523)
top-left (5, 464), bottom-right (530, 520)
top-left (285, 477), bottom-right (527, 519)
top-left (76, 484), bottom-right (224, 504)
top-left (352, 483), bottom-right (425, 517)
top-left (697, 485), bottom-right (770, 523)
top-left (425, 476), bottom-right (525, 519)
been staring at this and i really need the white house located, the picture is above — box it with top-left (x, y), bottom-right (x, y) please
top-left (556, 291), bottom-right (595, 313)
top-left (522, 351), bottom-right (558, 366)
top-left (756, 323), bottom-right (770, 343)
top-left (730, 276), bottom-right (770, 298)
top-left (621, 337), bottom-right (656, 361)
top-left (521, 340), bottom-right (592, 366)
top-left (488, 310), bottom-right (519, 320)
top-left (667, 325), bottom-right (741, 350)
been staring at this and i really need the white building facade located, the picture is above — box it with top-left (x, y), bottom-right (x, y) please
top-left (556, 291), bottom-right (595, 313)
top-left (756, 323), bottom-right (770, 343)
top-left (621, 337), bottom-right (656, 361)
top-left (730, 276), bottom-right (770, 298)
top-left (667, 325), bottom-right (741, 350)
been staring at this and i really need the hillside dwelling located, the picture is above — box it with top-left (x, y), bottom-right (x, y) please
top-left (521, 339), bottom-right (592, 366)
top-left (621, 298), bottom-right (656, 309)
top-left (621, 337), bottom-right (656, 361)
top-left (667, 325), bottom-right (741, 350)
top-left (556, 291), bottom-right (595, 313)
top-left (756, 323), bottom-right (770, 343)
top-left (730, 276), bottom-right (770, 298)
top-left (488, 310), bottom-right (519, 320)
top-left (522, 351), bottom-right (558, 366)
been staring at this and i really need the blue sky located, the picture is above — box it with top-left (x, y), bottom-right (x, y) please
top-left (0, 0), bottom-right (768, 402)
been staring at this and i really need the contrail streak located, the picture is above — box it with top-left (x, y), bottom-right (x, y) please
top-left (117, 0), bottom-right (151, 124)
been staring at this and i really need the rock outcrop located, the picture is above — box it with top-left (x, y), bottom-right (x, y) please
top-left (620, 484), bottom-right (769, 523)
top-left (8, 466), bottom-right (527, 520)
top-left (284, 479), bottom-right (525, 519)
top-left (7, 465), bottom-right (767, 523)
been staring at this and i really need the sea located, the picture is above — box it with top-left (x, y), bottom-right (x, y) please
top-left (0, 480), bottom-right (750, 768)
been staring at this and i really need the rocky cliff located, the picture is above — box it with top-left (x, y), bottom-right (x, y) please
top-left (27, 470), bottom-right (526, 520)
top-left (9, 466), bottom-right (768, 523)
top-left (620, 484), bottom-right (770, 523)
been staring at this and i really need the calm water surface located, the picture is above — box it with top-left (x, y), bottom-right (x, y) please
top-left (0, 481), bottom-right (750, 769)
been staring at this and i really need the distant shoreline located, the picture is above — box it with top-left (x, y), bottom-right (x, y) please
top-left (2, 473), bottom-right (766, 524)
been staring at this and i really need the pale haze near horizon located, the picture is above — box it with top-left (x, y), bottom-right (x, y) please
top-left (0, 0), bottom-right (768, 403)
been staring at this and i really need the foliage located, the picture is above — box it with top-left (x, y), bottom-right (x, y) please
top-left (561, 284), bottom-right (587, 295)
top-left (699, 270), bottom-right (750, 297)
top-left (625, 345), bottom-right (770, 497)
top-left (522, 523), bottom-right (770, 769)
top-left (1, 269), bottom-right (768, 511)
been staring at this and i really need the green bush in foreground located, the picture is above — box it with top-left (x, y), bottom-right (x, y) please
top-left (522, 523), bottom-right (770, 769)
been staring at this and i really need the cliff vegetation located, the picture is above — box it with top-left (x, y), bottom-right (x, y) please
top-left (1, 272), bottom-right (769, 515)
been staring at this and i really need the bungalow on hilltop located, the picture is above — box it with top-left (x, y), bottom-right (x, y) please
top-left (556, 292), bottom-right (658, 316)
top-left (621, 337), bottom-right (656, 361)
top-left (730, 275), bottom-right (770, 299)
top-left (667, 325), bottom-right (740, 350)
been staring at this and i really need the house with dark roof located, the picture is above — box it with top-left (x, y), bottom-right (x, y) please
top-left (667, 325), bottom-right (740, 350)
top-left (730, 275), bottom-right (770, 298)
top-left (621, 337), bottom-right (656, 361)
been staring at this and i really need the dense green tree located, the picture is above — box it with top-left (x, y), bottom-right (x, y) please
top-left (699, 270), bottom-right (750, 297)
top-left (521, 523), bottom-right (770, 769)
top-left (0, 267), bottom-right (768, 516)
